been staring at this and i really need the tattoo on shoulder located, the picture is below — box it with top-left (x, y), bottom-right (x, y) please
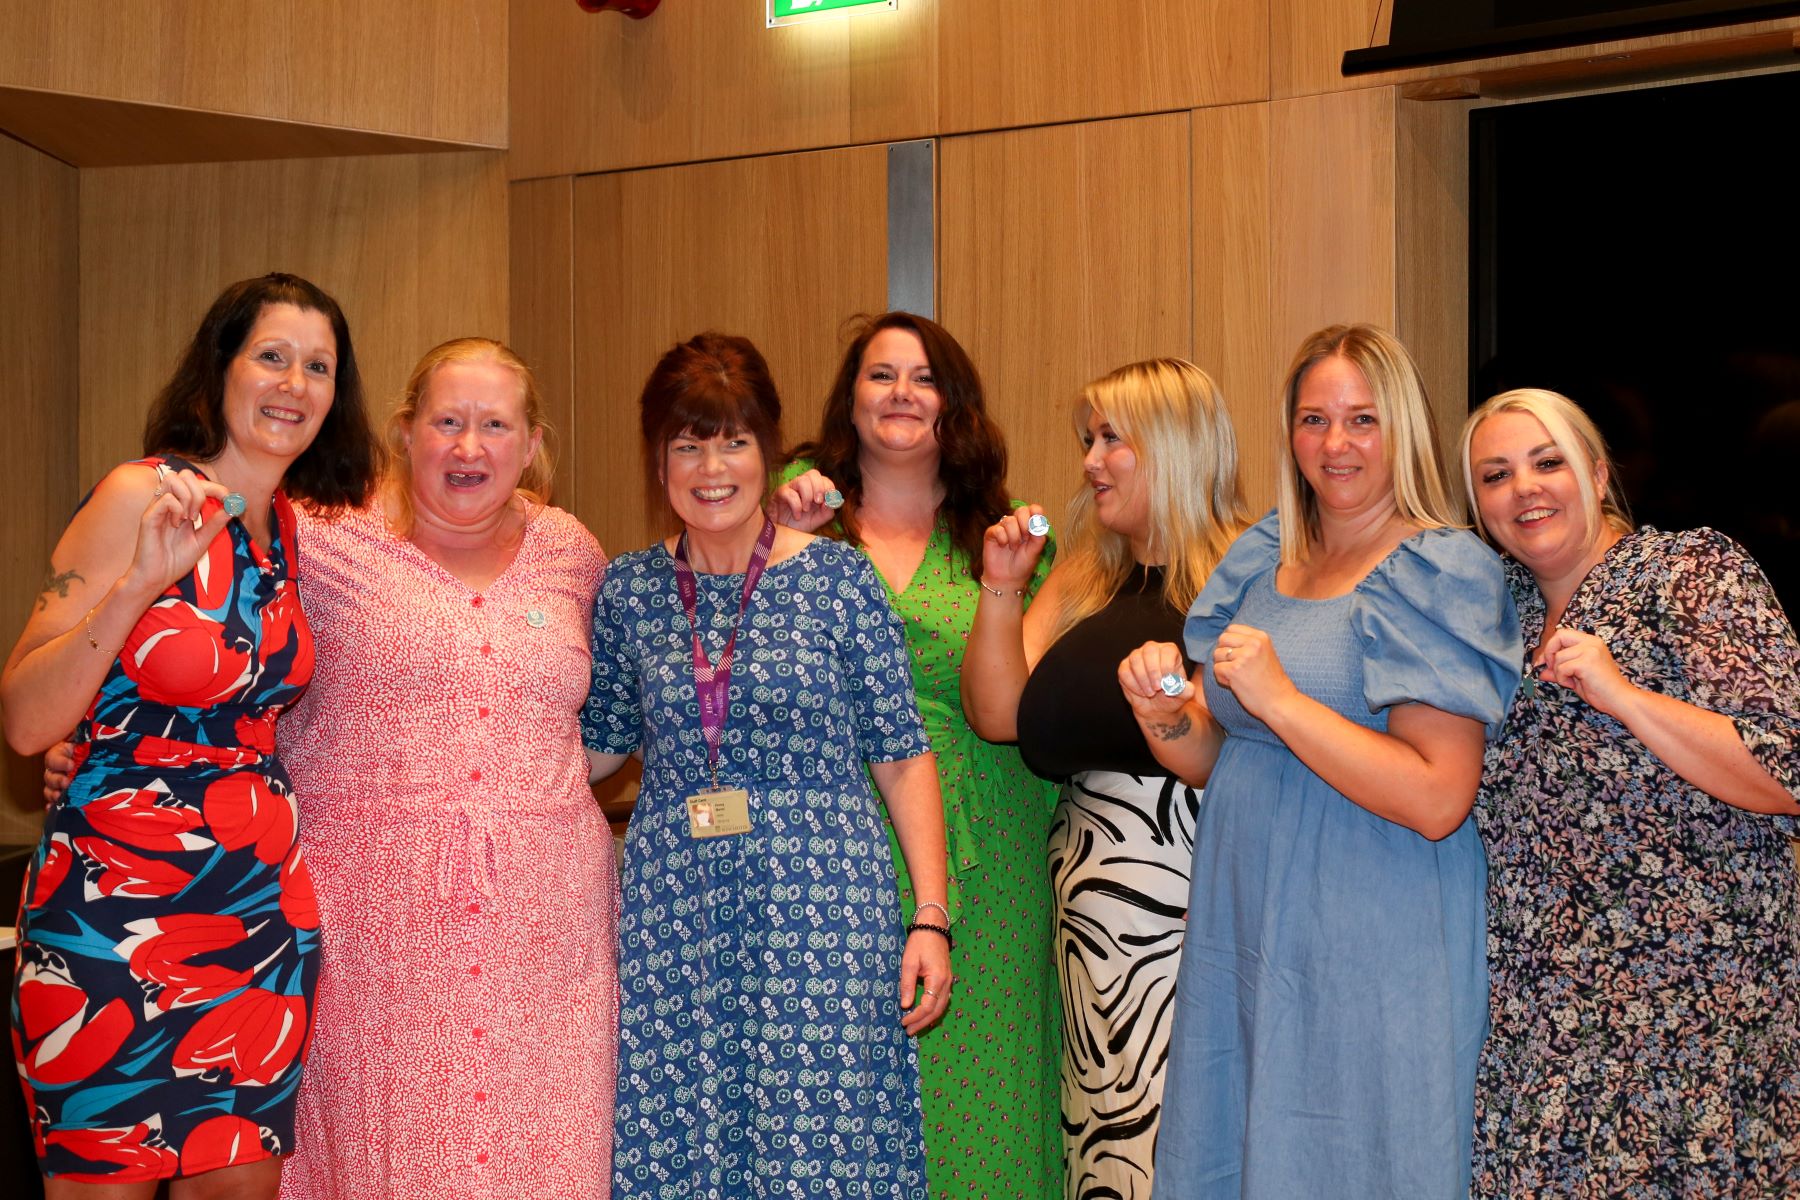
top-left (37, 568), bottom-right (84, 610)
top-left (1149, 714), bottom-right (1192, 742)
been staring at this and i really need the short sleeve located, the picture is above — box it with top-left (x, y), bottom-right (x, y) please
top-left (1183, 511), bottom-right (1280, 662)
top-left (581, 565), bottom-right (642, 756)
top-left (1353, 527), bottom-right (1523, 739)
top-left (829, 547), bottom-right (931, 764)
top-left (1664, 529), bottom-right (1800, 806)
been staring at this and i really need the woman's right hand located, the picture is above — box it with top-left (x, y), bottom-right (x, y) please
top-left (43, 739), bottom-right (76, 805)
top-left (979, 504), bottom-right (1050, 592)
top-left (771, 468), bottom-right (841, 533)
top-left (126, 467), bottom-right (231, 599)
top-left (1118, 640), bottom-right (1194, 720)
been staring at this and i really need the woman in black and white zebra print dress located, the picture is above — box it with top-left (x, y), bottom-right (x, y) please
top-left (961, 358), bottom-right (1249, 1200)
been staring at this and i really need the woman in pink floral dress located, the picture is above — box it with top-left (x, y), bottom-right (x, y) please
top-left (277, 339), bottom-right (618, 1200)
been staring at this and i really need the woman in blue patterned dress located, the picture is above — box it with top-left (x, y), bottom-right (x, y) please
top-left (4, 274), bottom-right (377, 1197)
top-left (1118, 325), bottom-right (1520, 1199)
top-left (1461, 389), bottom-right (1800, 1197)
top-left (583, 332), bottom-right (951, 1200)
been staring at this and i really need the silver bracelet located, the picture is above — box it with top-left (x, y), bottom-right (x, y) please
top-left (912, 901), bottom-right (952, 926)
top-left (977, 579), bottom-right (1024, 599)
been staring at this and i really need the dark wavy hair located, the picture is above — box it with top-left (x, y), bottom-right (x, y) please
top-left (141, 273), bottom-right (377, 511)
top-left (788, 312), bottom-right (1009, 578)
top-left (639, 332), bottom-right (783, 493)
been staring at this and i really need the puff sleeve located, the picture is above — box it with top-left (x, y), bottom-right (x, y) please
top-left (1663, 529), bottom-right (1800, 806)
top-left (1183, 511), bottom-right (1281, 662)
top-left (1352, 527), bottom-right (1522, 739)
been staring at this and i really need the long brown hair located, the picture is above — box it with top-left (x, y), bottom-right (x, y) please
top-left (788, 312), bottom-right (1009, 579)
top-left (143, 272), bottom-right (376, 511)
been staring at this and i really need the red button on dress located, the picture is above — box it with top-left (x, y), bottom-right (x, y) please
top-left (470, 769), bottom-right (482, 782)
top-left (472, 596), bottom-right (483, 607)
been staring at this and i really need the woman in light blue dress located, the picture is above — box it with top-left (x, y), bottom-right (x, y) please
top-left (1117, 325), bottom-right (1520, 1199)
top-left (583, 333), bottom-right (952, 1200)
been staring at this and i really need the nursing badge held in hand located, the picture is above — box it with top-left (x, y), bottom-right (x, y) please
top-left (1159, 672), bottom-right (1188, 697)
top-left (822, 489), bottom-right (845, 510)
top-left (223, 493), bottom-right (247, 518)
top-left (1026, 514), bottom-right (1051, 537)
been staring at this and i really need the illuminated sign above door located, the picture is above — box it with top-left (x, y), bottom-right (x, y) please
top-left (768, 0), bottom-right (896, 27)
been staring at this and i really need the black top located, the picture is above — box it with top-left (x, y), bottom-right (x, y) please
top-left (1016, 565), bottom-right (1188, 781)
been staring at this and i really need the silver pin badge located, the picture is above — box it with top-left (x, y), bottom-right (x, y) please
top-left (822, 489), bottom-right (845, 510)
top-left (1159, 673), bottom-right (1188, 697)
top-left (1026, 514), bottom-right (1051, 537)
top-left (223, 493), bottom-right (248, 518)
top-left (525, 609), bottom-right (548, 629)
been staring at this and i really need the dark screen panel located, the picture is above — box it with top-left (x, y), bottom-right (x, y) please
top-left (1470, 71), bottom-right (1800, 613)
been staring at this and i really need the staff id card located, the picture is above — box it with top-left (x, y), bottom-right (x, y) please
top-left (686, 787), bottom-right (751, 838)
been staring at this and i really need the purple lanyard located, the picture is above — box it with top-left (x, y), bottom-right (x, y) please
top-left (671, 514), bottom-right (777, 786)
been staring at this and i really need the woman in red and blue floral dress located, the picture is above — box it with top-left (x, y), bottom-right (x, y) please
top-left (3, 274), bottom-right (376, 1198)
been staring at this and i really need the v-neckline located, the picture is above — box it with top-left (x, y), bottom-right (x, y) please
top-left (867, 522), bottom-right (942, 599)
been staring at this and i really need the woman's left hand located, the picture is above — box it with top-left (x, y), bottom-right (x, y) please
top-left (1536, 626), bottom-right (1635, 716)
top-left (1212, 623), bottom-right (1299, 719)
top-left (898, 927), bottom-right (952, 1036)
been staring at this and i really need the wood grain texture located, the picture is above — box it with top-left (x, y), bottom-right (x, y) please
top-left (0, 138), bottom-right (79, 836)
top-left (509, 0), bottom-right (1266, 180)
top-left (76, 151), bottom-right (509, 491)
top-left (508, 0), bottom-right (856, 181)
top-left (1272, 0), bottom-right (1389, 99)
top-left (938, 113), bottom-right (1194, 524)
top-left (0, 85), bottom-right (494, 168)
top-left (1268, 87), bottom-right (1397, 367)
top-left (1192, 102), bottom-right (1280, 513)
top-left (569, 147), bottom-right (889, 560)
top-left (1396, 96), bottom-right (1474, 467)
top-left (509, 177), bottom-right (577, 504)
top-left (0, 0), bottom-right (505, 145)
top-left (937, 0), bottom-right (1267, 134)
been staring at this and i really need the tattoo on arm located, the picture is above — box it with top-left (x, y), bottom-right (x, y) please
top-left (1148, 714), bottom-right (1192, 742)
top-left (36, 568), bottom-right (84, 610)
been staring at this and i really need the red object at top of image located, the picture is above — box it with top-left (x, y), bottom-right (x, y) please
top-left (576, 0), bottom-right (662, 16)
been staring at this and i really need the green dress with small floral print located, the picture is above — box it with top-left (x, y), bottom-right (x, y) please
top-left (784, 463), bottom-right (1062, 1200)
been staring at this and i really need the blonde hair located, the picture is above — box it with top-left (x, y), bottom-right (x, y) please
top-left (1459, 387), bottom-right (1634, 550)
top-left (1276, 324), bottom-right (1460, 563)
top-left (1047, 358), bottom-right (1252, 644)
top-left (383, 338), bottom-right (555, 535)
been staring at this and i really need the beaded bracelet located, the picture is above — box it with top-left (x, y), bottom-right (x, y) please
top-left (906, 921), bottom-right (954, 952)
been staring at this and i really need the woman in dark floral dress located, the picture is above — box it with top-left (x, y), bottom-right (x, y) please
top-left (1460, 387), bottom-right (1800, 1198)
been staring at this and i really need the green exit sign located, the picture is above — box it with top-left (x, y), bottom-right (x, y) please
top-left (768, 0), bottom-right (896, 27)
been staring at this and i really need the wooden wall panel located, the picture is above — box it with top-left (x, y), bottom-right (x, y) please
top-left (1268, 87), bottom-right (1397, 368)
top-left (508, 0), bottom-right (858, 181)
top-left (510, 0), bottom-right (1267, 180)
top-left (77, 151), bottom-right (510, 489)
top-left (0, 138), bottom-right (79, 837)
top-left (1271, 0), bottom-right (1387, 99)
top-left (937, 0), bottom-right (1267, 134)
top-left (939, 114), bottom-right (1194, 523)
top-left (1192, 102), bottom-right (1280, 513)
top-left (509, 178), bottom-right (577, 502)
top-left (1396, 96), bottom-right (1475, 457)
top-left (0, 0), bottom-right (505, 145)
top-left (569, 147), bottom-right (890, 560)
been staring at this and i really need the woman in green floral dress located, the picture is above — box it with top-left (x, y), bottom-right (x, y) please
top-left (778, 312), bottom-right (1060, 1198)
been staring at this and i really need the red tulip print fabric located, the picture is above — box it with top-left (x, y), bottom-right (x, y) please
top-left (10, 455), bottom-right (318, 1183)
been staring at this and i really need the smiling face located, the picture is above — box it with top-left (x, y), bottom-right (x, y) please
top-left (850, 328), bottom-right (942, 461)
top-left (1469, 409), bottom-right (1609, 585)
top-left (220, 303), bottom-right (337, 467)
top-left (663, 428), bottom-right (768, 540)
top-left (404, 359), bottom-right (542, 532)
top-left (1081, 406), bottom-right (1151, 546)
top-left (1289, 354), bottom-right (1394, 520)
